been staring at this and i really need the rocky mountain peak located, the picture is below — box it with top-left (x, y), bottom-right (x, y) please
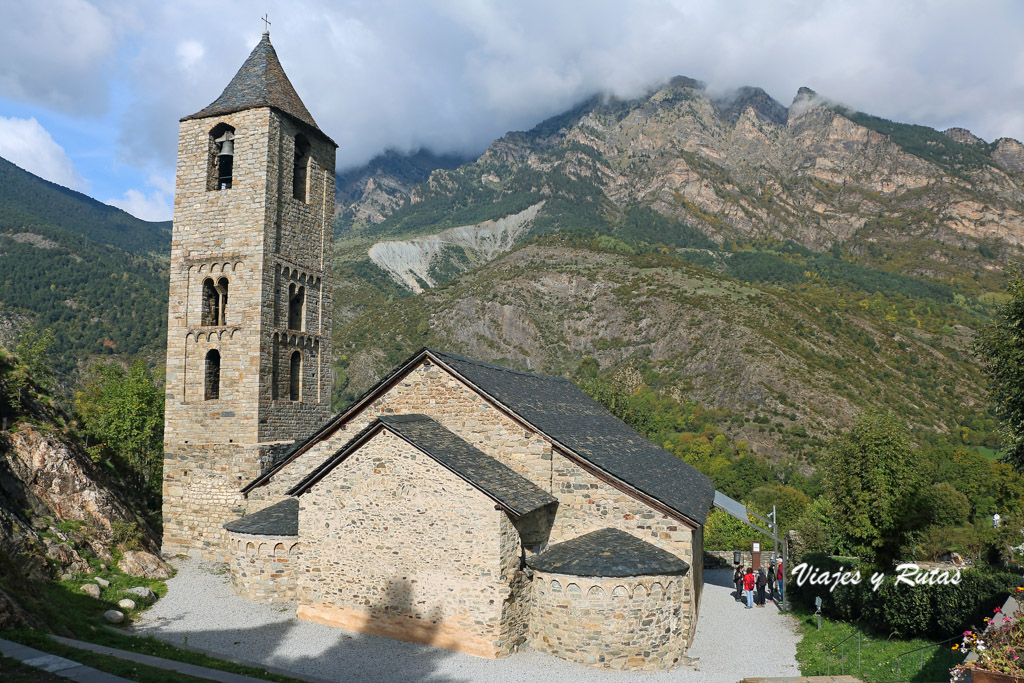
top-left (716, 86), bottom-right (788, 126)
top-left (943, 127), bottom-right (985, 145)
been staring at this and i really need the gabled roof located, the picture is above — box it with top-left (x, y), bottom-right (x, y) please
top-left (526, 528), bottom-right (690, 577)
top-left (182, 33), bottom-right (335, 146)
top-left (288, 415), bottom-right (557, 518)
top-left (224, 498), bottom-right (297, 536)
top-left (245, 347), bottom-right (714, 526)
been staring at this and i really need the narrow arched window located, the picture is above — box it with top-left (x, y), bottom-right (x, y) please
top-left (289, 350), bottom-right (301, 401)
top-left (293, 135), bottom-right (310, 202)
top-left (205, 349), bottom-right (221, 400)
top-left (208, 123), bottom-right (235, 191)
top-left (216, 277), bottom-right (229, 325)
top-left (288, 283), bottom-right (305, 331)
top-left (271, 342), bottom-right (279, 400)
top-left (202, 279), bottom-right (220, 326)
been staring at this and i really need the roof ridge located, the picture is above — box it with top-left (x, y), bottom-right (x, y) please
top-left (427, 348), bottom-right (571, 383)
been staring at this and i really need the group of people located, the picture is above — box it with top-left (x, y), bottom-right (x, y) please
top-left (733, 559), bottom-right (784, 609)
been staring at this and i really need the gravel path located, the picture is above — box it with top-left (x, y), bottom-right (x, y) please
top-left (131, 562), bottom-right (800, 683)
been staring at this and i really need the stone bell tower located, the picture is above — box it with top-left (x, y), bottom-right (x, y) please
top-left (162, 31), bottom-right (337, 559)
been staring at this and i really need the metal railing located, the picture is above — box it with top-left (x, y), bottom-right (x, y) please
top-left (894, 634), bottom-right (960, 683)
top-left (826, 629), bottom-right (862, 676)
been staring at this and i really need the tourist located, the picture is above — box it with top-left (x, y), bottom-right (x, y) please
top-left (756, 567), bottom-right (767, 607)
top-left (777, 558), bottom-right (785, 604)
top-left (733, 565), bottom-right (744, 602)
top-left (743, 567), bottom-right (755, 609)
top-left (767, 559), bottom-right (777, 601)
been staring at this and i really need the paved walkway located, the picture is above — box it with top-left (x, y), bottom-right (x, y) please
top-left (132, 561), bottom-right (801, 683)
top-left (0, 637), bottom-right (134, 682)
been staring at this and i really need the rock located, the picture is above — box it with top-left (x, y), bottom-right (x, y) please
top-left (0, 588), bottom-right (30, 628)
top-left (118, 550), bottom-right (172, 579)
top-left (117, 599), bottom-right (136, 611)
top-left (94, 577), bottom-right (110, 588)
top-left (126, 586), bottom-right (155, 601)
top-left (103, 610), bottom-right (124, 624)
top-left (80, 584), bottom-right (101, 599)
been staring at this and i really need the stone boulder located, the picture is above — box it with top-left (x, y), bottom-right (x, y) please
top-left (80, 584), bottom-right (101, 599)
top-left (117, 599), bottom-right (136, 611)
top-left (103, 610), bottom-right (124, 624)
top-left (118, 550), bottom-right (171, 579)
top-left (94, 577), bottom-right (110, 588)
top-left (126, 586), bottom-right (155, 601)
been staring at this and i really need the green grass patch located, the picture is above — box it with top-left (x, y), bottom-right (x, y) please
top-left (794, 607), bottom-right (964, 683)
top-left (974, 446), bottom-right (1004, 462)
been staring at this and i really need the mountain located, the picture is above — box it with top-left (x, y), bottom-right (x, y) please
top-left (0, 156), bottom-right (170, 377)
top-left (329, 77), bottom-right (1022, 463)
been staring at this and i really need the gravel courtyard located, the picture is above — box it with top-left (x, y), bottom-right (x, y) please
top-left (132, 562), bottom-right (800, 683)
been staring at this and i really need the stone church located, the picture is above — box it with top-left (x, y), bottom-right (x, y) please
top-left (162, 32), bottom-right (715, 671)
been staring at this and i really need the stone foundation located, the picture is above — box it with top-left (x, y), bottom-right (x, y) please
top-left (530, 571), bottom-right (690, 670)
top-left (226, 531), bottom-right (299, 602)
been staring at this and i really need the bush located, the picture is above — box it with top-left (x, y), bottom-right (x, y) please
top-left (789, 556), bottom-right (1019, 638)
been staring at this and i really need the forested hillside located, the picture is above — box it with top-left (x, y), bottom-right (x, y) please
top-left (0, 157), bottom-right (170, 378)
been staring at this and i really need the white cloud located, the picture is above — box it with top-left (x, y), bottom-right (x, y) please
top-left (6, 0), bottom-right (1024, 180)
top-left (106, 173), bottom-right (173, 221)
top-left (0, 116), bottom-right (88, 190)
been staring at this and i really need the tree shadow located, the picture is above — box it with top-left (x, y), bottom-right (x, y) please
top-left (129, 573), bottom-right (463, 683)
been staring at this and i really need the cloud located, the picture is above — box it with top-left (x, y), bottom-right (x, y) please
top-left (0, 116), bottom-right (88, 190)
top-left (6, 0), bottom-right (1024, 182)
top-left (105, 173), bottom-right (173, 222)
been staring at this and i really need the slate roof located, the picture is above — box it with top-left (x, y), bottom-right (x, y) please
top-left (223, 498), bottom-right (298, 536)
top-left (427, 349), bottom-right (715, 525)
top-left (244, 347), bottom-right (714, 526)
top-left (288, 415), bottom-right (557, 518)
top-left (526, 528), bottom-right (690, 577)
top-left (183, 33), bottom-right (334, 145)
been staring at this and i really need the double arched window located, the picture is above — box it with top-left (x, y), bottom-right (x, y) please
top-left (202, 277), bottom-right (229, 326)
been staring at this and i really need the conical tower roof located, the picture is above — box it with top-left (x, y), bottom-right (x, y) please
top-left (183, 33), bottom-right (332, 143)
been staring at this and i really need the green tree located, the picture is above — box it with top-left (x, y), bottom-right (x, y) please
top-left (74, 359), bottom-right (164, 497)
top-left (976, 272), bottom-right (1024, 472)
top-left (822, 409), bottom-right (917, 569)
top-left (745, 483), bottom-right (809, 533)
top-left (924, 482), bottom-right (970, 527)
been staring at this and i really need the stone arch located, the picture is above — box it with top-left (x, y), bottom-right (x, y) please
top-left (208, 122), bottom-right (234, 191)
top-left (204, 349), bottom-right (221, 400)
top-left (633, 584), bottom-right (648, 599)
top-left (566, 583), bottom-right (582, 598)
top-left (288, 542), bottom-right (300, 556)
top-left (293, 134), bottom-right (311, 201)
top-left (549, 580), bottom-right (562, 594)
top-left (185, 332), bottom-right (195, 343)
top-left (650, 582), bottom-right (664, 598)
top-left (245, 541), bottom-right (255, 555)
top-left (258, 542), bottom-right (268, 556)
top-left (274, 542), bottom-right (285, 556)
top-left (289, 350), bottom-right (301, 401)
top-left (612, 585), bottom-right (629, 599)
top-left (234, 261), bottom-right (243, 272)
top-left (587, 585), bottom-right (606, 601)
top-left (198, 263), bottom-right (207, 274)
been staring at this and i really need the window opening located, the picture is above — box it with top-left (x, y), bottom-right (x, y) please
top-left (205, 350), bottom-right (221, 400)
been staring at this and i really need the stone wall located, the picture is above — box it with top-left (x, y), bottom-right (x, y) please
top-left (530, 570), bottom-right (690, 670)
top-left (163, 103), bottom-right (335, 562)
top-left (294, 430), bottom-right (523, 658)
top-left (254, 357), bottom-right (703, 644)
top-left (227, 531), bottom-right (299, 603)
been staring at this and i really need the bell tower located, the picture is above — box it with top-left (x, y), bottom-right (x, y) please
top-left (162, 31), bottom-right (337, 559)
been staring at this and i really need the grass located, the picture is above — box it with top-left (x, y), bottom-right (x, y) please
top-left (0, 655), bottom-right (68, 682)
top-left (2, 567), bottom-right (308, 683)
top-left (974, 446), bottom-right (1005, 462)
top-left (794, 607), bottom-right (965, 683)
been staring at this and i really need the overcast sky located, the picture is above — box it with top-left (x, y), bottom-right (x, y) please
top-left (1, 0), bottom-right (1022, 221)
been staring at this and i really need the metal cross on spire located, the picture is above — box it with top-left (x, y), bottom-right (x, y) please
top-left (262, 13), bottom-right (271, 35)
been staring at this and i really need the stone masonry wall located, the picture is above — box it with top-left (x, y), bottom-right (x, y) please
top-left (256, 358), bottom-right (701, 644)
top-left (530, 571), bottom-right (689, 670)
top-left (227, 532), bottom-right (299, 603)
top-left (294, 430), bottom-right (523, 658)
top-left (164, 104), bottom-right (334, 561)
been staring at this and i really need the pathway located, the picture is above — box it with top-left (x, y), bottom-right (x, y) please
top-left (131, 560), bottom-right (801, 683)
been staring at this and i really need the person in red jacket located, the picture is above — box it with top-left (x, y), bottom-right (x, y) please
top-left (743, 567), bottom-right (756, 609)
top-left (777, 559), bottom-right (785, 604)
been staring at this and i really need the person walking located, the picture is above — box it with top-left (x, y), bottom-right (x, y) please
top-left (756, 567), bottom-right (767, 607)
top-left (743, 567), bottom-right (755, 609)
top-left (767, 559), bottom-right (777, 602)
top-left (777, 558), bottom-right (785, 604)
top-left (733, 565), bottom-right (744, 602)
